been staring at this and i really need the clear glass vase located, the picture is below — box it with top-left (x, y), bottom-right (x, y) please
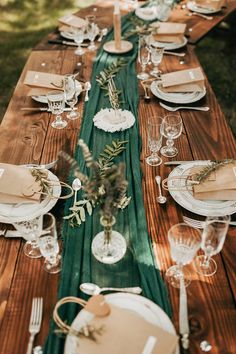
top-left (91, 216), bottom-right (127, 264)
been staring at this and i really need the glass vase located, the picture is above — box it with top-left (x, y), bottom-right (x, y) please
top-left (91, 216), bottom-right (127, 264)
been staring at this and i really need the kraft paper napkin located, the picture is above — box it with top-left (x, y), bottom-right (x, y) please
top-left (58, 14), bottom-right (86, 28)
top-left (151, 22), bottom-right (186, 43)
top-left (193, 162), bottom-right (236, 200)
top-left (77, 305), bottom-right (178, 354)
top-left (24, 71), bottom-right (64, 95)
top-left (0, 163), bottom-right (42, 204)
top-left (160, 67), bottom-right (205, 93)
top-left (195, 0), bottom-right (225, 11)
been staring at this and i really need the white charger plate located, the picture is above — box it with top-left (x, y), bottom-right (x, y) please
top-left (187, 1), bottom-right (221, 14)
top-left (0, 169), bottom-right (61, 223)
top-left (150, 81), bottom-right (206, 104)
top-left (60, 30), bottom-right (89, 41)
top-left (31, 80), bottom-right (83, 104)
top-left (168, 161), bottom-right (236, 216)
top-left (135, 6), bottom-right (157, 21)
top-left (149, 36), bottom-right (188, 51)
top-left (64, 293), bottom-right (179, 354)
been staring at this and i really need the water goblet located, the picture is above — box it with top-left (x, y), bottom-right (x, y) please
top-left (160, 114), bottom-right (182, 158)
top-left (86, 16), bottom-right (99, 51)
top-left (47, 91), bottom-right (67, 129)
top-left (150, 46), bottom-right (164, 77)
top-left (38, 213), bottom-right (61, 274)
top-left (194, 215), bottom-right (230, 276)
top-left (64, 74), bottom-right (79, 120)
top-left (137, 35), bottom-right (150, 80)
top-left (166, 223), bottom-right (201, 288)
top-left (72, 26), bottom-right (85, 56)
top-left (146, 115), bottom-right (163, 166)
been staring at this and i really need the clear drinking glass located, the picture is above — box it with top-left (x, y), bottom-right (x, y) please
top-left (146, 116), bottom-right (163, 166)
top-left (160, 114), bottom-right (182, 158)
top-left (150, 46), bottom-right (164, 77)
top-left (38, 213), bottom-right (61, 274)
top-left (47, 91), bottom-right (67, 129)
top-left (64, 74), bottom-right (79, 120)
top-left (86, 16), bottom-right (99, 51)
top-left (72, 26), bottom-right (85, 56)
top-left (13, 215), bottom-right (43, 258)
top-left (137, 35), bottom-right (150, 80)
top-left (166, 223), bottom-right (201, 288)
top-left (194, 216), bottom-right (230, 277)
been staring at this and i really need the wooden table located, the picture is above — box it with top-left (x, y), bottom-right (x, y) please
top-left (0, 2), bottom-right (236, 354)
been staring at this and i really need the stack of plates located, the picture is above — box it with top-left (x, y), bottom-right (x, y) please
top-left (135, 6), bottom-right (158, 21)
top-left (187, 1), bottom-right (222, 13)
top-left (149, 36), bottom-right (188, 51)
top-left (150, 81), bottom-right (206, 104)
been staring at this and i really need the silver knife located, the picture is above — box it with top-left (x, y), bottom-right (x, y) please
top-left (179, 277), bottom-right (189, 349)
top-left (164, 160), bottom-right (210, 166)
top-left (21, 107), bottom-right (73, 112)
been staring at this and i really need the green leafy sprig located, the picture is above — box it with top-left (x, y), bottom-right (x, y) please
top-left (193, 159), bottom-right (234, 183)
top-left (96, 59), bottom-right (127, 90)
top-left (98, 139), bottom-right (128, 177)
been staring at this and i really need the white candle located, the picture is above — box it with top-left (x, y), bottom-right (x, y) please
top-left (113, 0), bottom-right (121, 50)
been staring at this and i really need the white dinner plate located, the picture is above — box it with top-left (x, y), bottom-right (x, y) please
top-left (149, 35), bottom-right (188, 51)
top-left (150, 81), bottom-right (206, 104)
top-left (0, 169), bottom-right (61, 223)
top-left (64, 293), bottom-right (179, 354)
top-left (60, 30), bottom-right (89, 41)
top-left (187, 1), bottom-right (222, 14)
top-left (168, 161), bottom-right (236, 216)
top-left (31, 80), bottom-right (83, 104)
top-left (135, 6), bottom-right (158, 21)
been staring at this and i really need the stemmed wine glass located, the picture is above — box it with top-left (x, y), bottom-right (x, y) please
top-left (194, 215), bottom-right (230, 276)
top-left (72, 26), bottom-right (85, 56)
top-left (64, 74), bottom-right (79, 120)
top-left (160, 114), bottom-right (182, 158)
top-left (166, 223), bottom-right (201, 288)
top-left (38, 213), bottom-right (61, 274)
top-left (86, 15), bottom-right (99, 51)
top-left (150, 46), bottom-right (164, 77)
top-left (146, 115), bottom-right (163, 166)
top-left (137, 35), bottom-right (150, 80)
top-left (47, 90), bottom-right (67, 129)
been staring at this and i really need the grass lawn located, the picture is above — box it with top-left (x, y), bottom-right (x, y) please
top-left (0, 0), bottom-right (235, 137)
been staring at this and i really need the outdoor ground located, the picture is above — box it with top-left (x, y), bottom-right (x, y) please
top-left (0, 0), bottom-right (235, 136)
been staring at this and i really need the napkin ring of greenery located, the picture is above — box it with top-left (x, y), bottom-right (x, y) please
top-left (53, 296), bottom-right (104, 341)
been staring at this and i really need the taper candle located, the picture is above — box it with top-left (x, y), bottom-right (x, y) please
top-left (113, 0), bottom-right (121, 50)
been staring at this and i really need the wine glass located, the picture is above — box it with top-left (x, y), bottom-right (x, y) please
top-left (150, 46), bottom-right (164, 77)
top-left (137, 35), bottom-right (150, 80)
top-left (194, 216), bottom-right (230, 277)
top-left (13, 215), bottom-right (43, 258)
top-left (72, 26), bottom-right (85, 56)
top-left (38, 213), bottom-right (61, 274)
top-left (166, 223), bottom-right (201, 288)
top-left (160, 114), bottom-right (182, 158)
top-left (146, 115), bottom-right (163, 166)
top-left (47, 91), bottom-right (67, 129)
top-left (86, 16), bottom-right (99, 51)
top-left (64, 74), bottom-right (79, 120)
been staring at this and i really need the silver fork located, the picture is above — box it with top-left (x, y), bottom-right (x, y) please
top-left (183, 215), bottom-right (236, 229)
top-left (27, 297), bottom-right (43, 354)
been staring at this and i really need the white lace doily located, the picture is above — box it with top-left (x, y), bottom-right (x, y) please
top-left (93, 108), bottom-right (135, 133)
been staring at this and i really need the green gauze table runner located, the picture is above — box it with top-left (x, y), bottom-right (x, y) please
top-left (44, 10), bottom-right (171, 354)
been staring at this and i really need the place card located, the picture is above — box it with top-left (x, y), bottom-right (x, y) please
top-left (58, 14), bottom-right (86, 28)
top-left (151, 22), bottom-right (186, 43)
top-left (160, 67), bottom-right (205, 93)
top-left (24, 71), bottom-right (64, 90)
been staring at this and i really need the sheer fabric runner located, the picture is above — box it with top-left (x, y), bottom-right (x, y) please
top-left (44, 10), bottom-right (171, 353)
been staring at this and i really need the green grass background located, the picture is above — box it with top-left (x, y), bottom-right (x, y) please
top-left (0, 0), bottom-right (235, 136)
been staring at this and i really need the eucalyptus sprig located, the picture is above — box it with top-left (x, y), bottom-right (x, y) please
top-left (98, 139), bottom-right (128, 177)
top-left (96, 59), bottom-right (127, 90)
top-left (31, 169), bottom-right (51, 196)
top-left (193, 159), bottom-right (234, 183)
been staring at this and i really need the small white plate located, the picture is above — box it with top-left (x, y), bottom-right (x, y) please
top-left (149, 35), bottom-right (188, 51)
top-left (31, 80), bottom-right (83, 104)
top-left (64, 293), bottom-right (179, 354)
top-left (168, 161), bottom-right (236, 216)
top-left (135, 6), bottom-right (157, 21)
top-left (187, 1), bottom-right (222, 14)
top-left (150, 81), bottom-right (206, 104)
top-left (0, 170), bottom-right (61, 223)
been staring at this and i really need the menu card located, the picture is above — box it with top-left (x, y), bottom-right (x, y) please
top-left (193, 162), bottom-right (236, 200)
top-left (77, 304), bottom-right (178, 354)
top-left (58, 14), bottom-right (86, 28)
top-left (195, 0), bottom-right (225, 11)
top-left (151, 22), bottom-right (186, 43)
top-left (160, 67), bottom-right (205, 93)
top-left (24, 71), bottom-right (65, 96)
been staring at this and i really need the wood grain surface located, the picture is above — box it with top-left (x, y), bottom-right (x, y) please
top-left (0, 2), bottom-right (235, 354)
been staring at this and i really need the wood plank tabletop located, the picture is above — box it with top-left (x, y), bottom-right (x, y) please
top-left (0, 2), bottom-right (236, 354)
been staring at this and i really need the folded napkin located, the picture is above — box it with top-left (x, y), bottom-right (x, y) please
top-left (77, 304), bottom-right (178, 354)
top-left (160, 67), bottom-right (205, 93)
top-left (24, 71), bottom-right (64, 96)
top-left (58, 14), bottom-right (86, 28)
top-left (195, 0), bottom-right (225, 11)
top-left (193, 161), bottom-right (236, 200)
top-left (151, 22), bottom-right (186, 44)
top-left (0, 163), bottom-right (43, 204)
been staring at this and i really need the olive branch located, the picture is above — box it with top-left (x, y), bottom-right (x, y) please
top-left (193, 159), bottom-right (234, 183)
